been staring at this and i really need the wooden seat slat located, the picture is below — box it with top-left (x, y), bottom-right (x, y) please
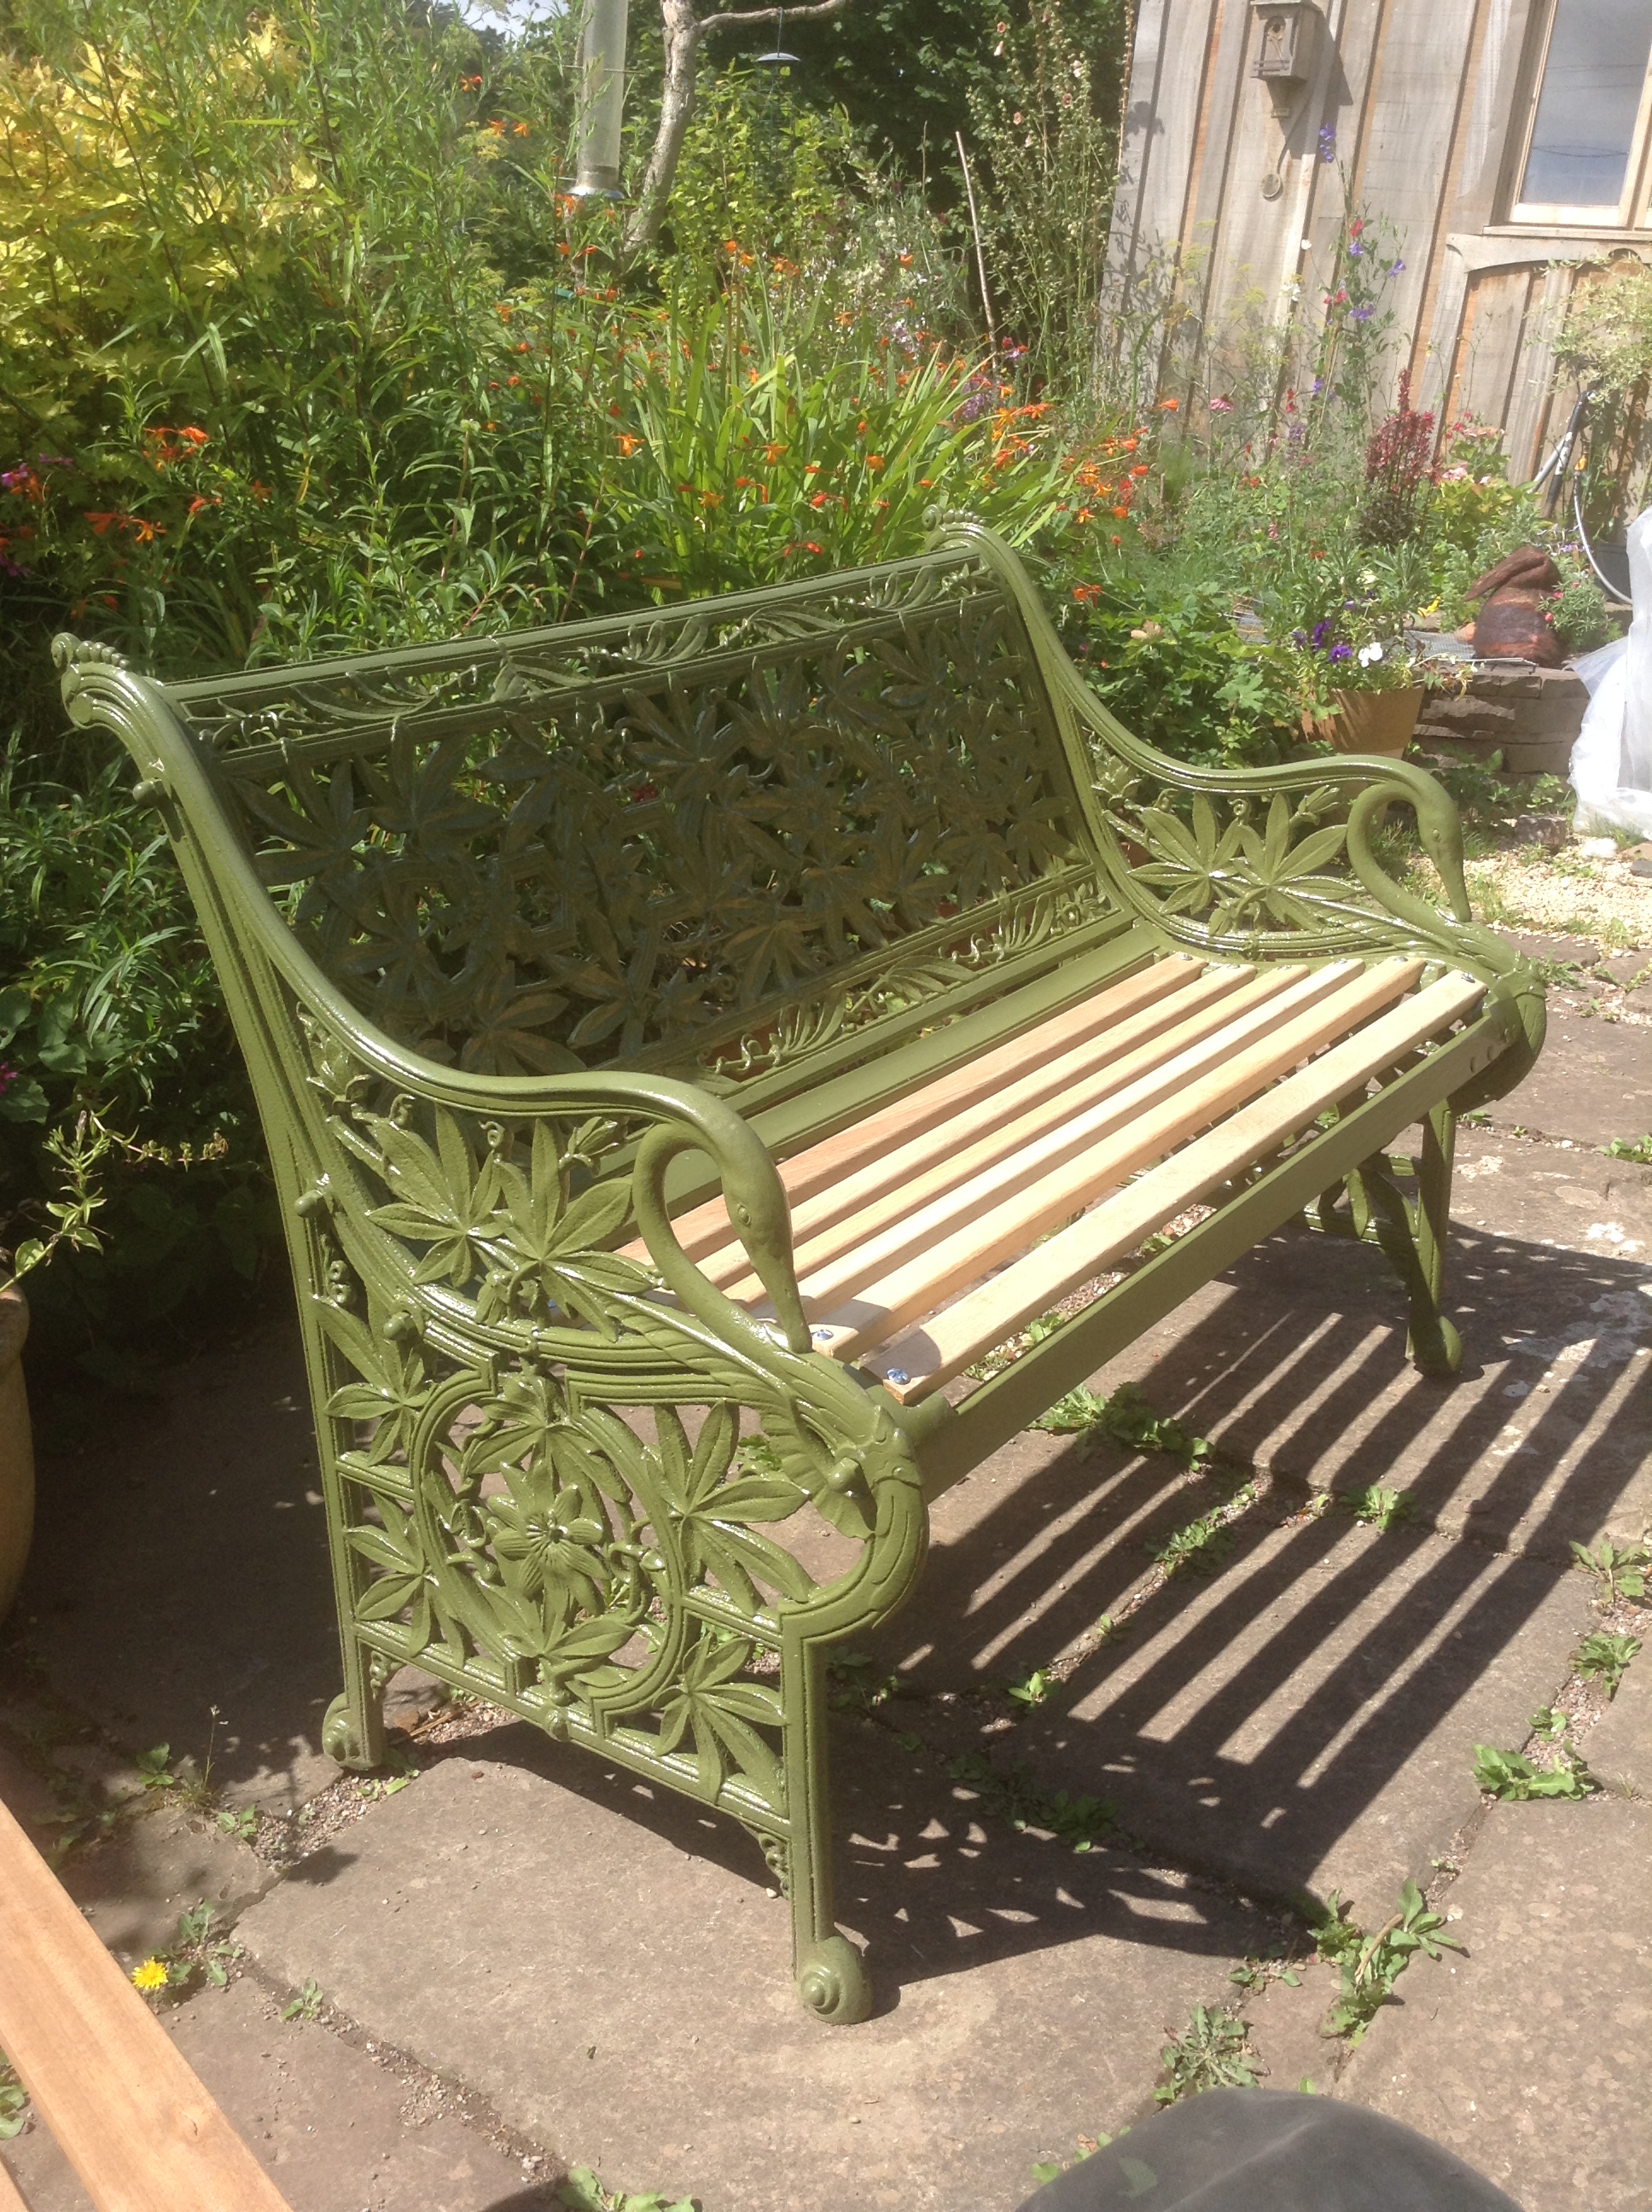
top-left (696, 958), bottom-right (1271, 1291)
top-left (862, 969), bottom-right (1488, 1399)
top-left (712, 961), bottom-right (1335, 1302)
top-left (789, 958), bottom-right (1425, 1359)
top-left (627, 955), bottom-right (1210, 1266)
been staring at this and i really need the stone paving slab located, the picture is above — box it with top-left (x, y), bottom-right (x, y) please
top-left (0, 1976), bottom-right (544, 2212)
top-left (1075, 1202), bottom-right (1652, 1561)
top-left (1480, 1000), bottom-right (1652, 1148)
top-left (16, 1325), bottom-right (337, 1813)
top-left (866, 1464), bottom-right (1596, 1918)
top-left (1339, 1800), bottom-right (1652, 2211)
top-left (236, 1726), bottom-right (1275, 2212)
top-left (1581, 1650), bottom-right (1652, 1796)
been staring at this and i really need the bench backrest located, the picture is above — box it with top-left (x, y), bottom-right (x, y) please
top-left (146, 543), bottom-right (1112, 1096)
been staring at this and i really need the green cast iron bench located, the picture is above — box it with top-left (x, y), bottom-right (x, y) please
top-left (56, 521), bottom-right (1544, 2024)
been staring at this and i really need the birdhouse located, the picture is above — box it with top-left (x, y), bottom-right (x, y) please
top-left (1251, 3), bottom-right (1317, 85)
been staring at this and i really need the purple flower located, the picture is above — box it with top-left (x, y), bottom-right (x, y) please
top-left (1311, 620), bottom-right (1330, 647)
top-left (1312, 376), bottom-right (1325, 395)
top-left (1347, 241), bottom-right (1363, 258)
top-left (36, 455), bottom-right (71, 469)
top-left (1291, 628), bottom-right (1308, 647)
top-left (1352, 306), bottom-right (1373, 323)
top-left (1318, 125), bottom-right (1336, 163)
top-left (0, 467), bottom-right (27, 492)
top-left (1329, 642), bottom-right (1352, 662)
top-left (0, 1064), bottom-right (15, 1095)
top-left (1208, 395), bottom-right (1234, 412)
top-left (1387, 259), bottom-right (1405, 276)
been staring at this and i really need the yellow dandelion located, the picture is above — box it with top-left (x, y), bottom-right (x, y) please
top-left (131, 1957), bottom-right (168, 1992)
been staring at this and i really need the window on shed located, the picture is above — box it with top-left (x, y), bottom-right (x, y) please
top-left (1512, 0), bottom-right (1652, 227)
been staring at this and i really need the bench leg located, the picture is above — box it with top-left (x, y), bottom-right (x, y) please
top-left (1359, 1103), bottom-right (1462, 1378)
top-left (321, 1646), bottom-right (387, 1773)
top-left (780, 1641), bottom-right (872, 2025)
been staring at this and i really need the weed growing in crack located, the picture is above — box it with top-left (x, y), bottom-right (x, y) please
top-left (1573, 1631), bottom-right (1642, 1697)
top-left (946, 1751), bottom-right (1117, 1851)
top-left (1030, 2133), bottom-right (1123, 2188)
top-left (1154, 2005), bottom-right (1257, 2103)
top-left (1151, 1485), bottom-right (1257, 1578)
top-left (1473, 1743), bottom-right (1595, 1800)
top-left (826, 1651), bottom-right (903, 1716)
top-left (1341, 1485), bottom-right (1416, 1531)
top-left (1570, 1536), bottom-right (1649, 1604)
top-left (1312, 1880), bottom-right (1461, 2043)
top-left (281, 1978), bottom-right (325, 2023)
top-left (1603, 1134), bottom-right (1652, 1165)
top-left (1003, 1667), bottom-right (1056, 1710)
top-left (1038, 1382), bottom-right (1214, 1468)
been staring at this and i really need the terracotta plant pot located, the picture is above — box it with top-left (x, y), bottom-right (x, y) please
top-left (1303, 686), bottom-right (1423, 757)
top-left (0, 1284), bottom-right (33, 1625)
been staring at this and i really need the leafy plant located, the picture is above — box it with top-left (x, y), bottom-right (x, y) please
top-left (1341, 1486), bottom-right (1416, 1532)
top-left (947, 1750), bottom-right (1116, 1851)
top-left (1570, 1535), bottom-right (1649, 1604)
top-left (0, 2056), bottom-right (26, 2140)
top-left (1154, 2005), bottom-right (1257, 2104)
top-left (135, 1744), bottom-right (179, 1791)
top-left (557, 2164), bottom-right (697, 2212)
top-left (1603, 1136), bottom-right (1652, 1167)
top-left (1312, 1879), bottom-right (1461, 2043)
top-left (1038, 1381), bottom-right (1214, 1467)
top-left (156, 1902), bottom-right (241, 1995)
top-left (1473, 1744), bottom-right (1595, 1801)
top-left (1151, 1487), bottom-right (1255, 1580)
top-left (1573, 1632), bottom-right (1642, 1698)
top-left (280, 1977), bottom-right (325, 2023)
top-left (1003, 1667), bottom-right (1056, 1709)
top-left (217, 1806), bottom-right (259, 1842)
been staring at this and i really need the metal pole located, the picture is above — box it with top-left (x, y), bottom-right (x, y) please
top-left (572, 0), bottom-right (629, 199)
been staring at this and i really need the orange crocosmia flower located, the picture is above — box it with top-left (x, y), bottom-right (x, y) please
top-left (84, 511), bottom-right (119, 534)
top-left (1131, 465), bottom-right (1149, 478)
top-left (735, 476), bottom-right (753, 488)
top-left (250, 480), bottom-right (270, 501)
top-left (486, 117), bottom-right (504, 134)
top-left (809, 492), bottom-right (830, 509)
top-left (1112, 504), bottom-right (1129, 520)
top-left (131, 519), bottom-right (165, 544)
top-left (178, 428), bottom-right (208, 447)
top-left (700, 492), bottom-right (722, 508)
top-left (1121, 437), bottom-right (1138, 452)
top-left (763, 443), bottom-right (787, 463)
top-left (1158, 397), bottom-right (1179, 410)
top-left (865, 455), bottom-right (884, 471)
top-left (616, 434), bottom-right (642, 457)
top-left (513, 122), bottom-right (529, 136)
top-left (186, 496), bottom-right (212, 516)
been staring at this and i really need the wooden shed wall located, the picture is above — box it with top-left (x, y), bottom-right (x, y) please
top-left (1108, 0), bottom-right (1652, 479)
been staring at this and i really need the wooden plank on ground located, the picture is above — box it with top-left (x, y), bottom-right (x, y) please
top-left (863, 969), bottom-right (1486, 1400)
top-left (0, 2154), bottom-right (29, 2212)
top-left (0, 1794), bottom-right (294, 2212)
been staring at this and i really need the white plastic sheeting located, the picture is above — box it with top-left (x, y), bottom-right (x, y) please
top-left (1570, 508), bottom-right (1652, 839)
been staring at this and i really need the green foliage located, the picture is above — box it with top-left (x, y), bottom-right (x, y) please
top-left (1154, 2005), bottom-right (1257, 2104)
top-left (947, 1750), bottom-right (1116, 1850)
top-left (1473, 1744), bottom-right (1595, 1801)
top-left (1573, 1632), bottom-right (1642, 1697)
top-left (1341, 1486), bottom-right (1416, 1531)
top-left (135, 1743), bottom-right (179, 1790)
top-left (1570, 1535), bottom-right (1649, 1603)
top-left (1555, 259), bottom-right (1652, 406)
top-left (1037, 1380), bottom-right (1213, 1467)
top-left (557, 2164), bottom-right (697, 2212)
top-left (155, 1901), bottom-right (241, 1995)
top-left (280, 1976), bottom-right (325, 2022)
top-left (826, 1650), bottom-right (902, 1716)
top-left (1603, 1136), bottom-right (1652, 1167)
top-left (1312, 1880), bottom-right (1461, 2043)
top-left (597, 274), bottom-right (1071, 603)
top-left (1003, 1666), bottom-right (1056, 1709)
top-left (0, 2056), bottom-right (27, 2141)
top-left (966, 1), bottom-right (1125, 395)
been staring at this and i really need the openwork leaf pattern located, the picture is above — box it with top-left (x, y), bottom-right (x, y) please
top-left (196, 562), bottom-right (1089, 1086)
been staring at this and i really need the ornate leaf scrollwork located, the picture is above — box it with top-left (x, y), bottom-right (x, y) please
top-left (1115, 788), bottom-right (1350, 933)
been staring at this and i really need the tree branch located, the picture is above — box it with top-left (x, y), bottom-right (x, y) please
top-left (625, 0), bottom-right (853, 255)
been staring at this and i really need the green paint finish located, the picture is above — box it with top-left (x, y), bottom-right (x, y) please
top-left (55, 521), bottom-right (1541, 2025)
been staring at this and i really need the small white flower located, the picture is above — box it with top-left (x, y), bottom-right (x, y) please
top-left (1357, 642), bottom-right (1383, 667)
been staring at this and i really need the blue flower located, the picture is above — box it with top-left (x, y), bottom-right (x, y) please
top-left (1352, 306), bottom-right (1373, 323)
top-left (1329, 642), bottom-right (1352, 662)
